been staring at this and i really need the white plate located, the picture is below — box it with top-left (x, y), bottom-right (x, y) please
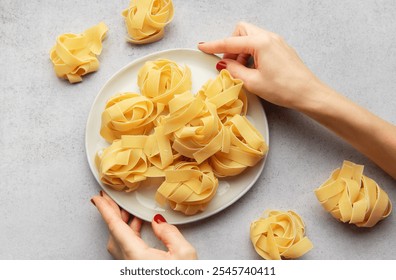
top-left (85, 48), bottom-right (269, 224)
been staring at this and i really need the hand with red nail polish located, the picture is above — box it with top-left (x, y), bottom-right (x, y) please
top-left (198, 21), bottom-right (319, 110)
top-left (91, 192), bottom-right (197, 260)
top-left (198, 22), bottom-right (396, 179)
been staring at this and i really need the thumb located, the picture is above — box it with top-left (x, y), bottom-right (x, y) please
top-left (151, 214), bottom-right (197, 259)
top-left (218, 59), bottom-right (258, 93)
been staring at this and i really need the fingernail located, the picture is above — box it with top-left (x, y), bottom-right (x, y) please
top-left (154, 214), bottom-right (167, 224)
top-left (216, 61), bottom-right (227, 71)
top-left (100, 190), bottom-right (103, 197)
top-left (198, 41), bottom-right (205, 44)
top-left (90, 198), bottom-right (96, 206)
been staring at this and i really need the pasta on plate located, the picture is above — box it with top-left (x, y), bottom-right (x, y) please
top-left (95, 59), bottom-right (268, 215)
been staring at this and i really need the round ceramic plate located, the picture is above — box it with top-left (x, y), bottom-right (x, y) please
top-left (85, 48), bottom-right (269, 224)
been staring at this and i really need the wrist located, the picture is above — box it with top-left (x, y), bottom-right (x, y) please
top-left (292, 77), bottom-right (336, 115)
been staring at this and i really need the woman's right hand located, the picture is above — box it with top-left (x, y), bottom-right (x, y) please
top-left (199, 22), bottom-right (396, 179)
top-left (198, 21), bottom-right (323, 110)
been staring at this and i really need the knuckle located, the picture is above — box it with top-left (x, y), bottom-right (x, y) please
top-left (271, 32), bottom-right (282, 41)
top-left (256, 35), bottom-right (271, 47)
top-left (236, 21), bottom-right (247, 28)
top-left (106, 242), bottom-right (114, 253)
top-left (108, 222), bottom-right (116, 234)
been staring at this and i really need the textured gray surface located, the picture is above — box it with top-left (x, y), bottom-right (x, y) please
top-left (1, 0), bottom-right (395, 259)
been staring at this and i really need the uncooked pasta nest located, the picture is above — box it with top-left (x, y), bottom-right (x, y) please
top-left (156, 161), bottom-right (219, 216)
top-left (314, 160), bottom-right (392, 227)
top-left (50, 22), bottom-right (108, 83)
top-left (250, 210), bottom-right (314, 260)
top-left (122, 0), bottom-right (174, 44)
top-left (138, 59), bottom-right (191, 104)
top-left (95, 59), bottom-right (268, 215)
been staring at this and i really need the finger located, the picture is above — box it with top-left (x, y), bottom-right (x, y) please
top-left (219, 59), bottom-right (259, 92)
top-left (233, 21), bottom-right (267, 36)
top-left (223, 52), bottom-right (238, 61)
top-left (222, 53), bottom-right (250, 64)
top-left (151, 215), bottom-right (197, 259)
top-left (222, 25), bottom-right (246, 61)
top-left (222, 53), bottom-right (250, 66)
top-left (129, 216), bottom-right (143, 236)
top-left (222, 22), bottom-right (264, 60)
top-left (236, 53), bottom-right (251, 66)
top-left (120, 208), bottom-right (130, 223)
top-left (101, 191), bottom-right (122, 214)
top-left (92, 196), bottom-right (148, 251)
top-left (198, 36), bottom-right (256, 55)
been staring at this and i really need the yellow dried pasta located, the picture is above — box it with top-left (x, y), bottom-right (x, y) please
top-left (100, 92), bottom-right (164, 143)
top-left (155, 161), bottom-right (219, 215)
top-left (96, 59), bottom-right (268, 215)
top-left (122, 0), bottom-right (174, 44)
top-left (144, 125), bottom-right (178, 170)
top-left (209, 114), bottom-right (268, 177)
top-left (314, 160), bottom-right (392, 227)
top-left (198, 69), bottom-right (247, 122)
top-left (50, 22), bottom-right (108, 83)
top-left (250, 210), bottom-right (313, 260)
top-left (137, 59), bottom-right (192, 105)
top-left (95, 135), bottom-right (149, 192)
top-left (162, 92), bottom-right (230, 164)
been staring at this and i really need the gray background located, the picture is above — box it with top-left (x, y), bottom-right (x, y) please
top-left (1, 0), bottom-right (395, 259)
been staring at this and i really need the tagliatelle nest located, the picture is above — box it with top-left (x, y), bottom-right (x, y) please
top-left (315, 160), bottom-right (392, 227)
top-left (50, 22), bottom-right (108, 83)
top-left (137, 59), bottom-right (192, 105)
top-left (250, 210), bottom-right (314, 260)
top-left (95, 135), bottom-right (149, 192)
top-left (155, 161), bottom-right (219, 215)
top-left (122, 0), bottom-right (174, 44)
top-left (100, 92), bottom-right (164, 143)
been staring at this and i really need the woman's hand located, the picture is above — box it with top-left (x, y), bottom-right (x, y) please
top-left (198, 21), bottom-right (322, 110)
top-left (200, 22), bottom-right (396, 179)
top-left (91, 191), bottom-right (197, 260)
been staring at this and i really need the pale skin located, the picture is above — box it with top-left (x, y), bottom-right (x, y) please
top-left (199, 21), bottom-right (396, 180)
top-left (91, 191), bottom-right (197, 260)
top-left (92, 21), bottom-right (396, 260)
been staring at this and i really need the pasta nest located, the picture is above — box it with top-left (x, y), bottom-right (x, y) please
top-left (122, 0), bottom-right (174, 44)
top-left (155, 161), bottom-right (219, 215)
top-left (162, 91), bottom-right (228, 164)
top-left (198, 69), bottom-right (247, 122)
top-left (250, 210), bottom-right (313, 260)
top-left (315, 160), bottom-right (392, 227)
top-left (50, 22), bottom-right (108, 83)
top-left (143, 125), bottom-right (180, 170)
top-left (100, 92), bottom-right (164, 143)
top-left (137, 59), bottom-right (192, 105)
top-left (95, 135), bottom-right (149, 192)
top-left (209, 114), bottom-right (268, 177)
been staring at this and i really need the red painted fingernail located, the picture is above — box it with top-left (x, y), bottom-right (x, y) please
top-left (91, 198), bottom-right (96, 206)
top-left (216, 61), bottom-right (227, 71)
top-left (100, 190), bottom-right (103, 197)
top-left (154, 214), bottom-right (167, 224)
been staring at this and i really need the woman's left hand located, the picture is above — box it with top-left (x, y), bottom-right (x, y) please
top-left (91, 191), bottom-right (197, 260)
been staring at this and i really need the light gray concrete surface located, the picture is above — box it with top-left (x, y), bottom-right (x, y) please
top-left (1, 0), bottom-right (395, 259)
